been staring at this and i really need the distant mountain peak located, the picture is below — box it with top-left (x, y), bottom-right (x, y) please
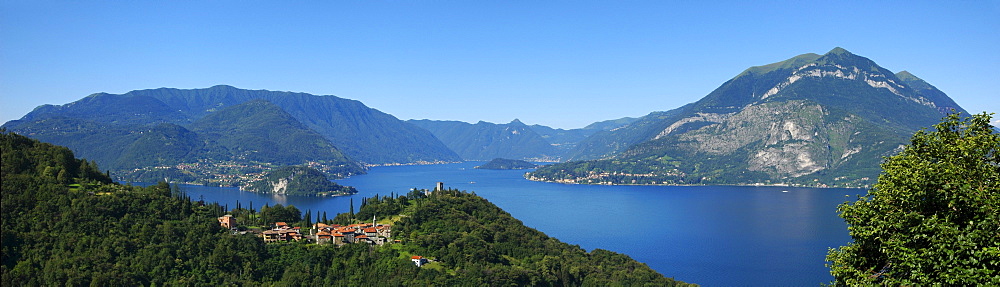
top-left (740, 53), bottom-right (821, 76)
top-left (208, 84), bottom-right (237, 90)
top-left (826, 47), bottom-right (852, 55)
top-left (895, 70), bottom-right (920, 81)
top-left (815, 47), bottom-right (884, 72)
top-left (509, 119), bottom-right (525, 125)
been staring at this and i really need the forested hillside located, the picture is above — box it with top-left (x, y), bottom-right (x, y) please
top-left (347, 188), bottom-right (693, 286)
top-left (3, 85), bottom-right (460, 167)
top-left (1, 130), bottom-right (692, 286)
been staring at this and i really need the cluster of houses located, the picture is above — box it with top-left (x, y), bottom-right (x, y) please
top-left (261, 222), bottom-right (305, 242)
top-left (248, 220), bottom-right (392, 246)
top-left (311, 222), bottom-right (392, 245)
top-left (217, 215), bottom-right (393, 245)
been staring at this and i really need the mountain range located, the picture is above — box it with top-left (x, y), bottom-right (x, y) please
top-left (3, 48), bottom-right (969, 188)
top-left (2, 85), bottom-right (463, 184)
top-left (408, 117), bottom-right (635, 161)
top-left (529, 47), bottom-right (966, 187)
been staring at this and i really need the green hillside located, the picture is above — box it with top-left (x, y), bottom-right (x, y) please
top-left (2, 99), bottom-right (365, 186)
top-left (188, 100), bottom-right (360, 172)
top-left (3, 85), bottom-right (460, 165)
top-left (1, 130), bottom-right (693, 286)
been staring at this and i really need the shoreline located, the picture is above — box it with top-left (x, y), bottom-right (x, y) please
top-left (522, 175), bottom-right (869, 189)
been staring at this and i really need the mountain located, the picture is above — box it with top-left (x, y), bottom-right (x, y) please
top-left (187, 100), bottom-right (359, 170)
top-left (3, 99), bottom-right (367, 184)
top-left (525, 124), bottom-right (595, 153)
top-left (565, 107), bottom-right (691, 161)
top-left (525, 117), bottom-right (640, 155)
top-left (4, 85), bottom-right (460, 165)
top-left (407, 119), bottom-right (559, 161)
top-left (582, 116), bottom-right (640, 131)
top-left (408, 118), bottom-right (638, 162)
top-left (531, 48), bottom-right (967, 187)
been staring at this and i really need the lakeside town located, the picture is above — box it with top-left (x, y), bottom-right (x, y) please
top-left (124, 159), bottom-right (357, 187)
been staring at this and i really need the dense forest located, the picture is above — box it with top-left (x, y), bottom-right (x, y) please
top-left (1, 130), bottom-right (693, 286)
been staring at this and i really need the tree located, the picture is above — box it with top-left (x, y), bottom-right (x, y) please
top-left (827, 112), bottom-right (1000, 285)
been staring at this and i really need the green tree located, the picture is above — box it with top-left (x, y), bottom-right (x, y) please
top-left (827, 112), bottom-right (1000, 285)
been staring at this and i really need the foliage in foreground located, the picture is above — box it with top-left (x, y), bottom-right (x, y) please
top-left (826, 113), bottom-right (1000, 285)
top-left (1, 130), bottom-right (692, 286)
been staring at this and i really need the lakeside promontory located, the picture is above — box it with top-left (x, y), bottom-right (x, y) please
top-left (474, 158), bottom-right (539, 170)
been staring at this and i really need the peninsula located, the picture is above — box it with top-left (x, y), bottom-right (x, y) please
top-left (474, 158), bottom-right (539, 170)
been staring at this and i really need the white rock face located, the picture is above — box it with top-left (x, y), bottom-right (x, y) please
top-left (761, 63), bottom-right (936, 108)
top-left (652, 100), bottom-right (876, 178)
top-left (654, 112), bottom-right (731, 140)
top-left (750, 143), bottom-right (824, 177)
top-left (841, 146), bottom-right (861, 159)
top-left (271, 178), bottom-right (289, 194)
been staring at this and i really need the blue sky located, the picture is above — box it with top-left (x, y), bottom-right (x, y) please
top-left (2, 1), bottom-right (998, 129)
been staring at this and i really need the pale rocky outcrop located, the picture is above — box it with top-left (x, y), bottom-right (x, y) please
top-left (656, 100), bottom-right (871, 178)
top-left (761, 63), bottom-right (936, 109)
top-left (271, 178), bottom-right (289, 194)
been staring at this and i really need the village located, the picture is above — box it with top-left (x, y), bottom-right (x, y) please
top-left (214, 183), bottom-right (452, 266)
top-left (218, 203), bottom-right (439, 267)
top-left (217, 214), bottom-right (392, 246)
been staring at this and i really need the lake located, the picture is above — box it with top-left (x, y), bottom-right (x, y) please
top-left (169, 161), bottom-right (861, 286)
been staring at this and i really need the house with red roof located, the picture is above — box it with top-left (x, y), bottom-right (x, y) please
top-left (411, 256), bottom-right (427, 267)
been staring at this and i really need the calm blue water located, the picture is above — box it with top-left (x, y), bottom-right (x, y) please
top-left (165, 161), bottom-right (860, 286)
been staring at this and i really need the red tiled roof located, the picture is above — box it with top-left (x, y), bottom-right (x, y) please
top-left (332, 233), bottom-right (344, 237)
top-left (276, 222), bottom-right (288, 226)
top-left (363, 227), bottom-right (377, 233)
top-left (411, 256), bottom-right (423, 260)
top-left (355, 234), bottom-right (368, 239)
